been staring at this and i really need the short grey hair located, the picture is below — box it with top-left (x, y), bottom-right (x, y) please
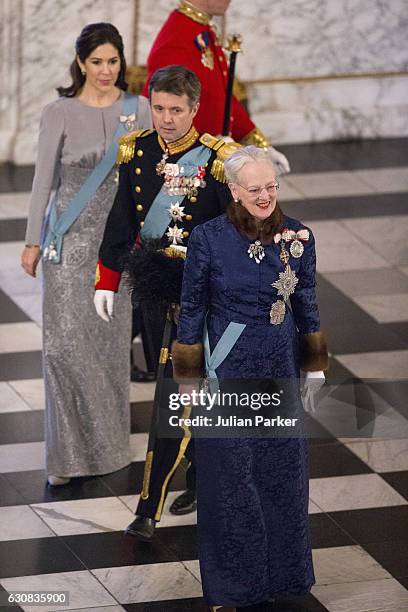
top-left (224, 145), bottom-right (274, 183)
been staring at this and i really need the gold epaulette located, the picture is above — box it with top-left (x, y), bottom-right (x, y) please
top-left (116, 129), bottom-right (154, 164)
top-left (199, 133), bottom-right (241, 182)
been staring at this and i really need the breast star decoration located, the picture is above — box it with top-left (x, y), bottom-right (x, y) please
top-left (168, 203), bottom-right (186, 222)
top-left (270, 265), bottom-right (299, 325)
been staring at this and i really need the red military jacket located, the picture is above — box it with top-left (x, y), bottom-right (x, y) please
top-left (142, 5), bottom-right (255, 142)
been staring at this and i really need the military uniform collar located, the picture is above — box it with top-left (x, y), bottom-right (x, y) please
top-left (178, 0), bottom-right (212, 26)
top-left (158, 125), bottom-right (200, 155)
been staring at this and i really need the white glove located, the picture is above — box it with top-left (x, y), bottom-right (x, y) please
top-left (270, 146), bottom-right (291, 175)
top-left (94, 289), bottom-right (115, 322)
top-left (301, 370), bottom-right (325, 413)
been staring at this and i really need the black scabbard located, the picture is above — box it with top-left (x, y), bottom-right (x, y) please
top-left (222, 50), bottom-right (238, 136)
top-left (140, 307), bottom-right (173, 500)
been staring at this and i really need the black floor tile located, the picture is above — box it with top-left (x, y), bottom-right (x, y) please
top-left (0, 163), bottom-right (34, 193)
top-left (0, 584), bottom-right (24, 611)
top-left (330, 138), bottom-right (408, 170)
top-left (0, 218), bottom-right (27, 242)
top-left (396, 575), bottom-right (408, 590)
top-left (309, 513), bottom-right (355, 549)
top-left (327, 505), bottom-right (408, 545)
top-left (0, 411), bottom-right (43, 444)
top-left (381, 471), bottom-right (408, 501)
top-left (2, 470), bottom-right (115, 505)
top-left (0, 537), bottom-right (85, 579)
top-left (0, 474), bottom-right (26, 506)
top-left (279, 138), bottom-right (408, 174)
top-left (274, 593), bottom-right (329, 611)
top-left (63, 531), bottom-right (178, 569)
top-left (100, 460), bottom-right (187, 497)
top-left (0, 290), bottom-right (30, 324)
top-left (382, 323), bottom-right (408, 346)
top-left (283, 192), bottom-right (408, 222)
top-left (277, 143), bottom-right (341, 174)
top-left (123, 599), bottom-right (206, 612)
top-left (131, 401), bottom-right (153, 434)
top-left (363, 538), bottom-right (408, 581)
top-left (368, 380), bottom-right (408, 419)
top-left (0, 352), bottom-right (43, 381)
top-left (317, 275), bottom-right (408, 354)
top-left (308, 442), bottom-right (372, 478)
top-left (156, 525), bottom-right (197, 561)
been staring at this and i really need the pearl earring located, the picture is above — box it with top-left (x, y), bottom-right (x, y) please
top-left (81, 69), bottom-right (86, 76)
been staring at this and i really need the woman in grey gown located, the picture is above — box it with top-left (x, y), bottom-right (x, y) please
top-left (20, 23), bottom-right (152, 485)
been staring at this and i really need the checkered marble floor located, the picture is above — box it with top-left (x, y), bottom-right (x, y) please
top-left (0, 139), bottom-right (407, 611)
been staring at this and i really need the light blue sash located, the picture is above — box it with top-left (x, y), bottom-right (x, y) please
top-left (42, 93), bottom-right (139, 263)
top-left (140, 144), bottom-right (212, 240)
top-left (204, 321), bottom-right (246, 392)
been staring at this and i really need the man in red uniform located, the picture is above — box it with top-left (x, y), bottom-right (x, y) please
top-left (142, 0), bottom-right (290, 173)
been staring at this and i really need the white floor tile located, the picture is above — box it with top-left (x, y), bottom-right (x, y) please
top-left (313, 545), bottom-right (391, 586)
top-left (8, 379), bottom-right (45, 411)
top-left (129, 433), bottom-right (148, 463)
top-left (342, 216), bottom-right (408, 267)
top-left (323, 268), bottom-right (408, 298)
top-left (312, 577), bottom-right (408, 612)
top-left (0, 441), bottom-right (44, 472)
top-left (276, 177), bottom-right (304, 201)
top-left (0, 267), bottom-right (42, 296)
top-left (0, 382), bottom-right (31, 413)
top-left (0, 192), bottom-right (30, 219)
top-left (92, 562), bottom-right (202, 604)
top-left (310, 220), bottom-right (388, 272)
top-left (287, 171), bottom-right (374, 198)
top-left (0, 322), bottom-right (42, 353)
top-left (0, 505), bottom-right (55, 541)
top-left (10, 293), bottom-right (43, 327)
top-left (309, 473), bottom-right (407, 512)
top-left (182, 559), bottom-right (201, 583)
top-left (0, 241), bottom-right (26, 271)
top-left (355, 167), bottom-right (408, 194)
top-left (129, 382), bottom-right (155, 403)
top-left (31, 497), bottom-right (135, 536)
top-left (0, 570), bottom-right (117, 612)
top-left (335, 349), bottom-right (408, 380)
top-left (352, 294), bottom-right (408, 323)
top-left (345, 438), bottom-right (408, 473)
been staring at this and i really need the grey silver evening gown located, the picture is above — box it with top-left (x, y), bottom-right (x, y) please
top-left (25, 94), bottom-right (152, 476)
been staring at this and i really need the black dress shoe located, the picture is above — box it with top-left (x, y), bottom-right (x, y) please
top-left (125, 516), bottom-right (156, 541)
top-left (130, 366), bottom-right (156, 383)
top-left (169, 489), bottom-right (197, 515)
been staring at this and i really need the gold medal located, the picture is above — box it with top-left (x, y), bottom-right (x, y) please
top-left (270, 300), bottom-right (286, 325)
top-left (290, 239), bottom-right (304, 258)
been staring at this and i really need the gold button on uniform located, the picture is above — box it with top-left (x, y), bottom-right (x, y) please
top-left (185, 214), bottom-right (192, 221)
top-left (183, 231), bottom-right (189, 238)
top-left (190, 196), bottom-right (197, 203)
top-left (135, 167), bottom-right (142, 175)
top-left (140, 221), bottom-right (144, 227)
top-left (135, 186), bottom-right (141, 193)
top-left (137, 149), bottom-right (143, 157)
top-left (136, 204), bottom-right (143, 211)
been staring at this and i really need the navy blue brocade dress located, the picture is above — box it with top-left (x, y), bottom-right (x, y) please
top-left (176, 212), bottom-right (321, 607)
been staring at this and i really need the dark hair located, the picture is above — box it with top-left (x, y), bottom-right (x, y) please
top-left (148, 65), bottom-right (201, 108)
top-left (57, 22), bottom-right (127, 97)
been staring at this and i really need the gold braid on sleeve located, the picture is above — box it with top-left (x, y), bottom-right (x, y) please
top-left (240, 127), bottom-right (270, 149)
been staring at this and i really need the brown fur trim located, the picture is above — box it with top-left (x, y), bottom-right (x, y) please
top-left (226, 201), bottom-right (284, 245)
top-left (171, 341), bottom-right (204, 381)
top-left (299, 331), bottom-right (329, 371)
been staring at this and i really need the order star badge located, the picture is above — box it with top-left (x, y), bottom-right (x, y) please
top-left (271, 265), bottom-right (299, 302)
top-left (166, 224), bottom-right (184, 245)
top-left (168, 203), bottom-right (186, 222)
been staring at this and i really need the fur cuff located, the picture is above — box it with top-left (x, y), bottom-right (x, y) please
top-left (299, 331), bottom-right (329, 372)
top-left (171, 341), bottom-right (204, 381)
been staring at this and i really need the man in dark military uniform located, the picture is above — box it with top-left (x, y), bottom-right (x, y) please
top-left (94, 65), bottom-right (237, 540)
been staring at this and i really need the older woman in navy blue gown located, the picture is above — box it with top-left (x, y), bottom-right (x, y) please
top-left (172, 145), bottom-right (328, 611)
